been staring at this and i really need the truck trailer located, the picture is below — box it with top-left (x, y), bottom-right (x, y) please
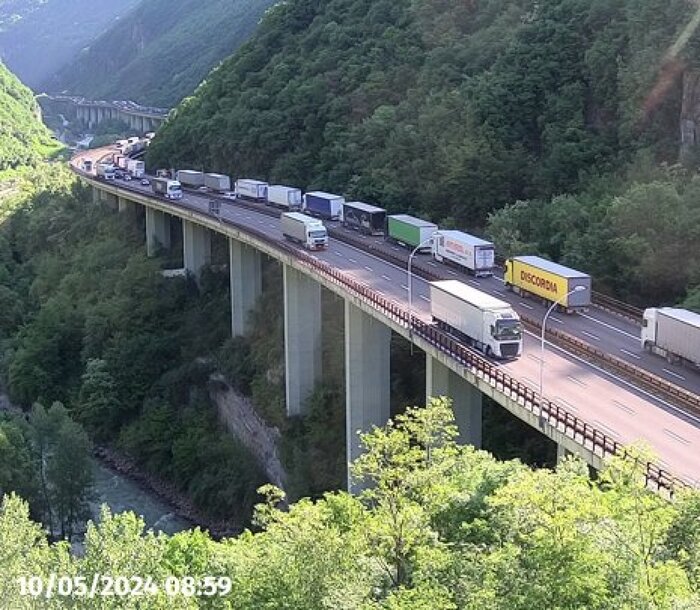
top-left (127, 159), bottom-right (145, 178)
top-left (281, 212), bottom-right (328, 250)
top-left (432, 230), bottom-right (495, 277)
top-left (151, 178), bottom-right (183, 200)
top-left (641, 307), bottom-right (700, 369)
top-left (96, 163), bottom-right (116, 180)
top-left (387, 214), bottom-right (437, 251)
top-left (267, 185), bottom-right (302, 210)
top-left (303, 191), bottom-right (344, 220)
top-left (204, 173), bottom-right (231, 192)
top-left (430, 280), bottom-right (522, 359)
top-left (235, 179), bottom-right (268, 202)
top-left (176, 170), bottom-right (205, 187)
top-left (342, 201), bottom-right (387, 235)
top-left (504, 255), bottom-right (591, 312)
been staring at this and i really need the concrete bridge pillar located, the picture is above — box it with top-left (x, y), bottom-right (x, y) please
top-left (182, 220), bottom-right (211, 278)
top-left (103, 191), bottom-right (118, 210)
top-left (92, 185), bottom-right (100, 204)
top-left (118, 196), bottom-right (134, 214)
top-left (557, 444), bottom-right (572, 465)
top-left (345, 301), bottom-right (391, 492)
top-left (230, 239), bottom-right (262, 337)
top-left (426, 355), bottom-right (482, 447)
top-left (283, 265), bottom-right (322, 417)
top-left (145, 208), bottom-right (171, 255)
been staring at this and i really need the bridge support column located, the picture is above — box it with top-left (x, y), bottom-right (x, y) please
top-left (182, 220), bottom-right (211, 278)
top-left (145, 208), bottom-right (171, 256)
top-left (104, 192), bottom-right (118, 210)
top-left (345, 301), bottom-right (390, 492)
top-left (118, 196), bottom-right (134, 214)
top-left (426, 355), bottom-right (482, 447)
top-left (283, 265), bottom-right (322, 417)
top-left (230, 239), bottom-right (262, 337)
top-left (557, 444), bottom-right (572, 465)
top-left (92, 186), bottom-right (100, 204)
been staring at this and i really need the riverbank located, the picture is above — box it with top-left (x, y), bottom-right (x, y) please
top-left (93, 445), bottom-right (243, 539)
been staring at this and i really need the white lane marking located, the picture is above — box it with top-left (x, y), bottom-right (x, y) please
top-left (419, 294), bottom-right (430, 302)
top-left (593, 419), bottom-right (620, 439)
top-left (391, 247), bottom-right (400, 251)
top-left (550, 316), bottom-right (564, 324)
top-left (268, 223), bottom-right (275, 228)
top-left (528, 329), bottom-right (700, 426)
top-left (663, 429), bottom-right (690, 445)
top-left (527, 353), bottom-right (543, 364)
top-left (553, 396), bottom-right (578, 411)
top-left (663, 368), bottom-right (686, 381)
top-left (519, 302), bottom-right (534, 310)
top-left (494, 276), bottom-right (505, 283)
top-left (381, 274), bottom-right (392, 281)
top-left (334, 251), bottom-right (343, 256)
top-left (578, 312), bottom-right (638, 340)
top-left (401, 284), bottom-right (409, 291)
top-left (426, 261), bottom-right (437, 267)
top-left (580, 330), bottom-right (600, 342)
top-left (612, 399), bottom-right (636, 415)
top-left (364, 265), bottom-right (373, 272)
top-left (348, 258), bottom-right (357, 263)
top-left (447, 270), bottom-right (457, 276)
top-left (619, 348), bottom-right (641, 360)
top-left (567, 375), bottom-right (587, 387)
top-left (468, 279), bottom-right (481, 286)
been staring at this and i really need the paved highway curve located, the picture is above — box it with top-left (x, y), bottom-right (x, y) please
top-left (76, 151), bottom-right (700, 488)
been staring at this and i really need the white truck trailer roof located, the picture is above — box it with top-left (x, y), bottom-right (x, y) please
top-left (513, 255), bottom-right (589, 279)
top-left (431, 280), bottom-right (511, 311)
top-left (659, 308), bottom-right (700, 328)
top-left (436, 230), bottom-right (492, 247)
top-left (284, 212), bottom-right (322, 225)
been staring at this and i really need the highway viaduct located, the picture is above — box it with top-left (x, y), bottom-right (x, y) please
top-left (38, 94), bottom-right (168, 133)
top-left (79, 161), bottom-right (699, 495)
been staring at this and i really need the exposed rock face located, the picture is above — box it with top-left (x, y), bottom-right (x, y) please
top-left (208, 374), bottom-right (287, 491)
top-left (680, 68), bottom-right (700, 162)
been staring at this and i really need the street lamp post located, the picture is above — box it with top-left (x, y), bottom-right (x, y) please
top-left (407, 236), bottom-right (435, 349)
top-left (539, 285), bottom-right (587, 410)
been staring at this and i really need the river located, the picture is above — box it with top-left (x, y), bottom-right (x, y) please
top-left (88, 459), bottom-right (192, 535)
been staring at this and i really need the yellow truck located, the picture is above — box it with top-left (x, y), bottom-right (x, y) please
top-left (504, 255), bottom-right (591, 312)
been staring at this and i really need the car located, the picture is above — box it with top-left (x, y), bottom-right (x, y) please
top-left (198, 185), bottom-right (210, 192)
top-left (222, 191), bottom-right (237, 200)
top-left (141, 178), bottom-right (150, 186)
top-left (123, 173), bottom-right (132, 181)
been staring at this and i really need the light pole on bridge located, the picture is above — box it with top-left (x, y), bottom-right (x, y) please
top-left (539, 285), bottom-right (587, 421)
top-left (407, 235), bottom-right (435, 351)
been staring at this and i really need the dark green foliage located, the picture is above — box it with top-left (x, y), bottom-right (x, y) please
top-left (48, 0), bottom-right (277, 107)
top-left (0, 171), bottom-right (264, 522)
top-left (0, 62), bottom-right (60, 170)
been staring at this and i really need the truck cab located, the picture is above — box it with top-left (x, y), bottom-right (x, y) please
top-left (641, 308), bottom-right (658, 351)
top-left (488, 311), bottom-right (523, 359)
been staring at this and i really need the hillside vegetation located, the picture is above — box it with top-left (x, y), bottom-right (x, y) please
top-left (0, 62), bottom-right (59, 171)
top-left (48, 0), bottom-right (276, 107)
top-left (0, 0), bottom-right (139, 88)
top-left (2, 400), bottom-right (700, 608)
top-left (149, 0), bottom-right (700, 307)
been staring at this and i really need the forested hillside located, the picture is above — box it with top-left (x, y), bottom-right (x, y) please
top-left (0, 62), bottom-right (59, 170)
top-left (0, 0), bottom-right (139, 88)
top-left (48, 0), bottom-right (276, 107)
top-left (149, 0), bottom-right (700, 307)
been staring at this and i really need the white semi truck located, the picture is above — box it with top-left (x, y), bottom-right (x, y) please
top-left (641, 307), bottom-right (700, 369)
top-left (267, 185), bottom-right (303, 210)
top-left (96, 163), bottom-right (116, 180)
top-left (430, 280), bottom-right (523, 359)
top-left (151, 178), bottom-right (183, 200)
top-left (432, 230), bottom-right (495, 277)
top-left (127, 159), bottom-right (145, 178)
top-left (204, 173), bottom-right (231, 192)
top-left (281, 212), bottom-right (328, 250)
top-left (235, 179), bottom-right (269, 201)
top-left (177, 170), bottom-right (205, 187)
